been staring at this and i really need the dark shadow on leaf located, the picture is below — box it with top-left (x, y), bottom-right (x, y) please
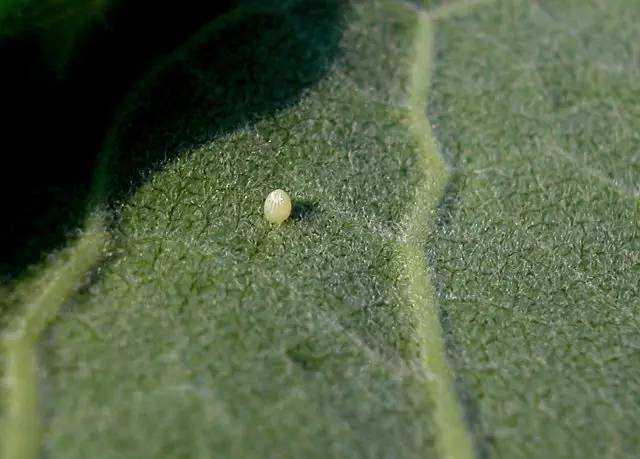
top-left (428, 115), bottom-right (491, 459)
top-left (0, 0), bottom-right (344, 281)
top-left (291, 199), bottom-right (319, 221)
top-left (109, 1), bottom-right (344, 203)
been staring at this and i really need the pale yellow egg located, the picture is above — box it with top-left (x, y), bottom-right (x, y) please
top-left (264, 189), bottom-right (292, 224)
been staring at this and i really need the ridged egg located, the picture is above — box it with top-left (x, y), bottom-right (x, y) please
top-left (264, 189), bottom-right (292, 224)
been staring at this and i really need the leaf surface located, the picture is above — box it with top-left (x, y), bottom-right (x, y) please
top-left (29, 2), bottom-right (447, 458)
top-left (429, 0), bottom-right (640, 457)
top-left (2, 0), bottom-right (639, 458)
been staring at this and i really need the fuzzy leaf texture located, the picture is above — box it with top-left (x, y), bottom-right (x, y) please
top-left (1, 0), bottom-right (639, 458)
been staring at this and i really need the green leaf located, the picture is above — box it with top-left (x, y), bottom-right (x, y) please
top-left (2, 0), bottom-right (639, 458)
top-left (429, 0), bottom-right (640, 457)
top-left (3, 1), bottom-right (465, 458)
top-left (40, 1), bottom-right (448, 456)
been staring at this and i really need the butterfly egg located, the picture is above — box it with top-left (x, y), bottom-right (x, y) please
top-left (264, 189), bottom-right (292, 224)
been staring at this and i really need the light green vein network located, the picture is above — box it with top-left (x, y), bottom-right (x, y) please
top-left (0, 218), bottom-right (106, 459)
top-left (0, 1), bottom-right (494, 458)
top-left (404, 10), bottom-right (474, 459)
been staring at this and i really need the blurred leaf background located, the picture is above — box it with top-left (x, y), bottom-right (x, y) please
top-left (0, 0), bottom-right (234, 281)
top-left (0, 0), bottom-right (112, 67)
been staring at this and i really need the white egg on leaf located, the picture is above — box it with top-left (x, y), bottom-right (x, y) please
top-left (264, 189), bottom-right (292, 224)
